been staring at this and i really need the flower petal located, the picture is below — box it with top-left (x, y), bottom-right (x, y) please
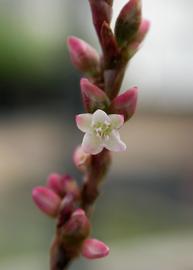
top-left (76, 114), bottom-right (92, 132)
top-left (109, 114), bottom-right (124, 129)
top-left (104, 130), bottom-right (126, 152)
top-left (92, 109), bottom-right (110, 124)
top-left (82, 133), bottom-right (103, 155)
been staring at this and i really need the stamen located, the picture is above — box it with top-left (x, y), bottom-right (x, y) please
top-left (93, 122), bottom-right (112, 139)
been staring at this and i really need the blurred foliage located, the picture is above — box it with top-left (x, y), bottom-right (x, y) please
top-left (0, 17), bottom-right (54, 76)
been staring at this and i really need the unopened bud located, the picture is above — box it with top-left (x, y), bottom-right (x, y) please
top-left (62, 208), bottom-right (90, 243)
top-left (73, 145), bottom-right (91, 171)
top-left (81, 238), bottom-right (110, 259)
top-left (81, 78), bottom-right (110, 113)
top-left (109, 87), bottom-right (138, 121)
top-left (67, 36), bottom-right (100, 76)
top-left (115, 0), bottom-right (142, 46)
top-left (47, 173), bottom-right (79, 199)
top-left (57, 194), bottom-right (76, 227)
top-left (101, 22), bottom-right (120, 69)
top-left (136, 19), bottom-right (150, 44)
top-left (88, 0), bottom-right (113, 41)
top-left (47, 173), bottom-right (63, 196)
top-left (128, 19), bottom-right (150, 57)
top-left (61, 175), bottom-right (80, 199)
top-left (32, 186), bottom-right (61, 217)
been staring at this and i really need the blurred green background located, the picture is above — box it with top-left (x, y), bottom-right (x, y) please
top-left (1, 0), bottom-right (193, 269)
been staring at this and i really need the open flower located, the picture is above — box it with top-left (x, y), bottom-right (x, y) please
top-left (76, 109), bottom-right (126, 155)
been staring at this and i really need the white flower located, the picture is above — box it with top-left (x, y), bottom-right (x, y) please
top-left (76, 109), bottom-right (126, 155)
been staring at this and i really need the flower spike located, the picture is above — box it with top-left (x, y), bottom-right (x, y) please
top-left (33, 0), bottom-right (150, 268)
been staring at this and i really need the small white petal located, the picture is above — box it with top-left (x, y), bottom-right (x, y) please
top-left (104, 130), bottom-right (126, 152)
top-left (109, 114), bottom-right (124, 129)
top-left (82, 133), bottom-right (103, 155)
top-left (92, 109), bottom-right (110, 125)
top-left (76, 114), bottom-right (92, 132)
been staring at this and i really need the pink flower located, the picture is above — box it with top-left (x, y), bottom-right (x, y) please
top-left (76, 109), bottom-right (126, 155)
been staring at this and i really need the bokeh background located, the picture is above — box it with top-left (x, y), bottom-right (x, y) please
top-left (1, 0), bottom-right (193, 269)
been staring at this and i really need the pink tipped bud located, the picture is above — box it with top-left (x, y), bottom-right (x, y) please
top-left (81, 238), bottom-right (110, 259)
top-left (88, 0), bottom-right (113, 41)
top-left (47, 173), bottom-right (63, 196)
top-left (81, 78), bottom-right (110, 113)
top-left (57, 194), bottom-right (76, 227)
top-left (115, 0), bottom-right (142, 46)
top-left (67, 36), bottom-right (100, 76)
top-left (32, 186), bottom-right (61, 217)
top-left (137, 19), bottom-right (150, 43)
top-left (62, 208), bottom-right (90, 242)
top-left (47, 173), bottom-right (79, 199)
top-left (128, 19), bottom-right (151, 55)
top-left (73, 145), bottom-right (91, 172)
top-left (110, 87), bottom-right (138, 121)
top-left (61, 175), bottom-right (80, 199)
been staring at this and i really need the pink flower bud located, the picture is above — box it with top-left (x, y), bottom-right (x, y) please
top-left (88, 0), bottom-right (113, 41)
top-left (62, 208), bottom-right (90, 242)
top-left (73, 145), bottom-right (91, 171)
top-left (47, 173), bottom-right (79, 199)
top-left (61, 175), bottom-right (80, 199)
top-left (109, 87), bottom-right (138, 121)
top-left (101, 22), bottom-right (120, 69)
top-left (115, 0), bottom-right (142, 46)
top-left (57, 194), bottom-right (75, 227)
top-left (67, 36), bottom-right (100, 76)
top-left (81, 238), bottom-right (110, 259)
top-left (47, 173), bottom-right (63, 196)
top-left (128, 19), bottom-right (150, 55)
top-left (81, 78), bottom-right (110, 113)
top-left (137, 19), bottom-right (150, 43)
top-left (32, 186), bottom-right (61, 217)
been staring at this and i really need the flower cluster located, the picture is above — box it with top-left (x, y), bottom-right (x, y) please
top-left (32, 174), bottom-right (109, 260)
top-left (32, 1), bottom-right (149, 269)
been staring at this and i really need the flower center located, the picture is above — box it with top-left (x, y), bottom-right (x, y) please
top-left (93, 121), bottom-right (112, 139)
